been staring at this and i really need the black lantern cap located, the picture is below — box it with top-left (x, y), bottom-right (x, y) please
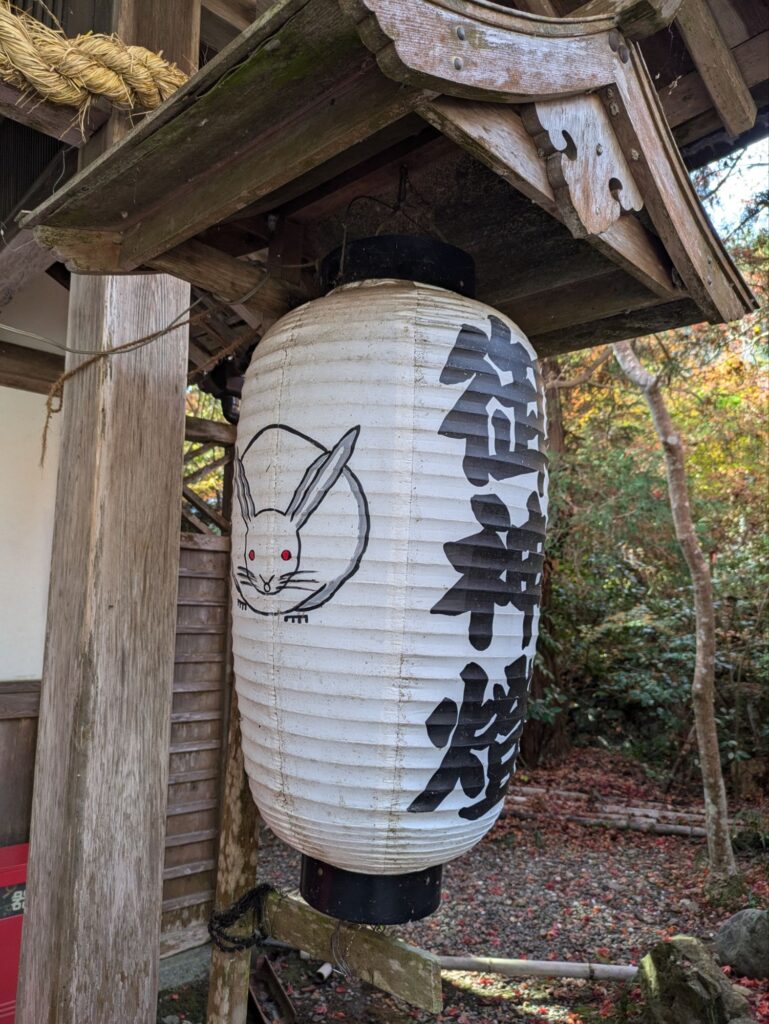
top-left (320, 235), bottom-right (476, 299)
top-left (300, 855), bottom-right (443, 925)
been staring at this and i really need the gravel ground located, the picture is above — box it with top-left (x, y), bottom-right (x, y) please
top-left (251, 824), bottom-right (720, 1023)
top-left (158, 751), bottom-right (768, 1023)
top-left (258, 823), bottom-right (716, 964)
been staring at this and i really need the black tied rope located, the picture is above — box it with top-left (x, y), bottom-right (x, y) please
top-left (208, 883), bottom-right (272, 952)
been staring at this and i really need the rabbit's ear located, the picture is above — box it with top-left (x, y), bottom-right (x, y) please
top-left (234, 448), bottom-right (256, 522)
top-left (287, 427), bottom-right (360, 530)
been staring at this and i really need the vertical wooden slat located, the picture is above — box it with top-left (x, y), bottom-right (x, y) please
top-left (162, 534), bottom-right (232, 948)
top-left (676, 0), bottom-right (757, 139)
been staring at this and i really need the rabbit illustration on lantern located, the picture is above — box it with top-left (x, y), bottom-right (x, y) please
top-left (233, 424), bottom-right (369, 617)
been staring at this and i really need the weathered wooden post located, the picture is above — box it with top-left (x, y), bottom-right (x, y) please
top-left (206, 691), bottom-right (260, 1023)
top-left (15, 2), bottom-right (200, 1021)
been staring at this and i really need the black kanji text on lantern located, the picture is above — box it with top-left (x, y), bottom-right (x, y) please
top-left (438, 314), bottom-right (544, 487)
top-left (408, 658), bottom-right (529, 818)
top-left (412, 315), bottom-right (547, 819)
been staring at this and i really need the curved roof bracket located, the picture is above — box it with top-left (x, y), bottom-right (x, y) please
top-left (521, 93), bottom-right (644, 239)
top-left (343, 0), bottom-right (756, 324)
top-left (339, 0), bottom-right (622, 101)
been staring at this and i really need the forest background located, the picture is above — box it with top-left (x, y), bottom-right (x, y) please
top-left (184, 142), bottom-right (769, 815)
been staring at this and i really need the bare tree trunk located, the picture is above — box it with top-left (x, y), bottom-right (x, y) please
top-left (521, 358), bottom-right (570, 766)
top-left (612, 341), bottom-right (737, 878)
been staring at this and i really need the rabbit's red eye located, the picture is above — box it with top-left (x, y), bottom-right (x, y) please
top-left (248, 550), bottom-right (255, 561)
top-left (281, 549), bottom-right (292, 561)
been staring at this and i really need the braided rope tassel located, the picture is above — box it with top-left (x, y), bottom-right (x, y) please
top-left (0, 1), bottom-right (187, 113)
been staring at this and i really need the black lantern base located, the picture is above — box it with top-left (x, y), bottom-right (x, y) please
top-left (320, 235), bottom-right (476, 299)
top-left (300, 855), bottom-right (443, 925)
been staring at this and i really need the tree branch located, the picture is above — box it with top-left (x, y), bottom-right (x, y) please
top-left (611, 340), bottom-right (737, 877)
top-left (546, 348), bottom-right (613, 390)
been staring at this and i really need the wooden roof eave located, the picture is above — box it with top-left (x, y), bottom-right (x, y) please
top-left (19, 0), bottom-right (755, 335)
top-left (344, 0), bottom-right (755, 324)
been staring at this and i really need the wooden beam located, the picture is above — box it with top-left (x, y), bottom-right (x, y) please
top-left (21, 0), bottom-right (423, 271)
top-left (514, 0), bottom-right (560, 15)
top-left (501, 267), bottom-right (664, 335)
top-left (660, 30), bottom-right (769, 132)
top-left (184, 452), bottom-right (231, 485)
top-left (184, 485), bottom-right (230, 530)
top-left (231, 115), bottom-right (437, 221)
top-left (202, 0), bottom-right (254, 31)
top-left (675, 0), bottom-right (758, 138)
top-left (533, 295), bottom-right (702, 354)
top-left (201, 0), bottom-right (265, 52)
top-left (14, 1), bottom-right (201, 1022)
top-left (120, 73), bottom-right (419, 266)
top-left (341, 0), bottom-right (620, 101)
top-left (0, 340), bottom-right (63, 394)
top-left (262, 889), bottom-right (443, 1014)
top-left (0, 681), bottom-right (40, 720)
top-left (147, 240), bottom-right (294, 327)
top-left (0, 150), bottom-right (78, 312)
top-left (185, 415), bottom-right (237, 445)
top-left (0, 81), bottom-right (108, 146)
top-left (570, 0), bottom-right (684, 39)
top-left (27, 229), bottom-right (295, 329)
top-left (0, 231), bottom-right (61, 313)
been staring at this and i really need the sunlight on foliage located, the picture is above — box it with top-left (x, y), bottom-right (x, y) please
top-left (532, 216), bottom-right (768, 791)
top-left (182, 386), bottom-right (229, 533)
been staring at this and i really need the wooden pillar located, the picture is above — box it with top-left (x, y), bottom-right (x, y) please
top-left (206, 692), bottom-right (260, 1023)
top-left (15, 3), bottom-right (200, 1022)
top-left (206, 225), bottom-right (303, 1024)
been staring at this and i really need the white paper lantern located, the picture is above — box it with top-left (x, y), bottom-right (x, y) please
top-left (231, 239), bottom-right (547, 923)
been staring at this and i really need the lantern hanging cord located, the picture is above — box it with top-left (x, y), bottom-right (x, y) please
top-left (208, 883), bottom-right (273, 953)
top-left (338, 178), bottom-right (448, 280)
top-left (330, 920), bottom-right (356, 980)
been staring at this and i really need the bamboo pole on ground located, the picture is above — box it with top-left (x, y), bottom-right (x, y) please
top-left (438, 956), bottom-right (638, 982)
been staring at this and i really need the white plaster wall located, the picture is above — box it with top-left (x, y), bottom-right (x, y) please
top-left (0, 274), bottom-right (66, 680)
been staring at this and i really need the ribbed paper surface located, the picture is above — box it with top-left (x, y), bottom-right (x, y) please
top-left (232, 280), bottom-right (547, 874)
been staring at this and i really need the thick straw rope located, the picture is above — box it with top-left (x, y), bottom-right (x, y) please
top-left (0, 1), bottom-right (186, 113)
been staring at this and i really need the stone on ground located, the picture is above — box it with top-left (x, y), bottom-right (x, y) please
top-left (714, 908), bottom-right (769, 980)
top-left (638, 935), bottom-right (752, 1024)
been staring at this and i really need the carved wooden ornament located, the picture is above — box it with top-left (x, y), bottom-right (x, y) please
top-left (523, 94), bottom-right (643, 238)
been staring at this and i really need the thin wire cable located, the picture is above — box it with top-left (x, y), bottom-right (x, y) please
top-left (1, 295), bottom-right (205, 355)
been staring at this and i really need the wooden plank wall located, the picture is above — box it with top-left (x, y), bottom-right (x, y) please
top-left (0, 532), bottom-right (233, 956)
top-left (0, 682), bottom-right (40, 847)
top-left (161, 532), bottom-right (232, 954)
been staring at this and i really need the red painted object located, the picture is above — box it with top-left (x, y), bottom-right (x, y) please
top-left (0, 844), bottom-right (28, 1023)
